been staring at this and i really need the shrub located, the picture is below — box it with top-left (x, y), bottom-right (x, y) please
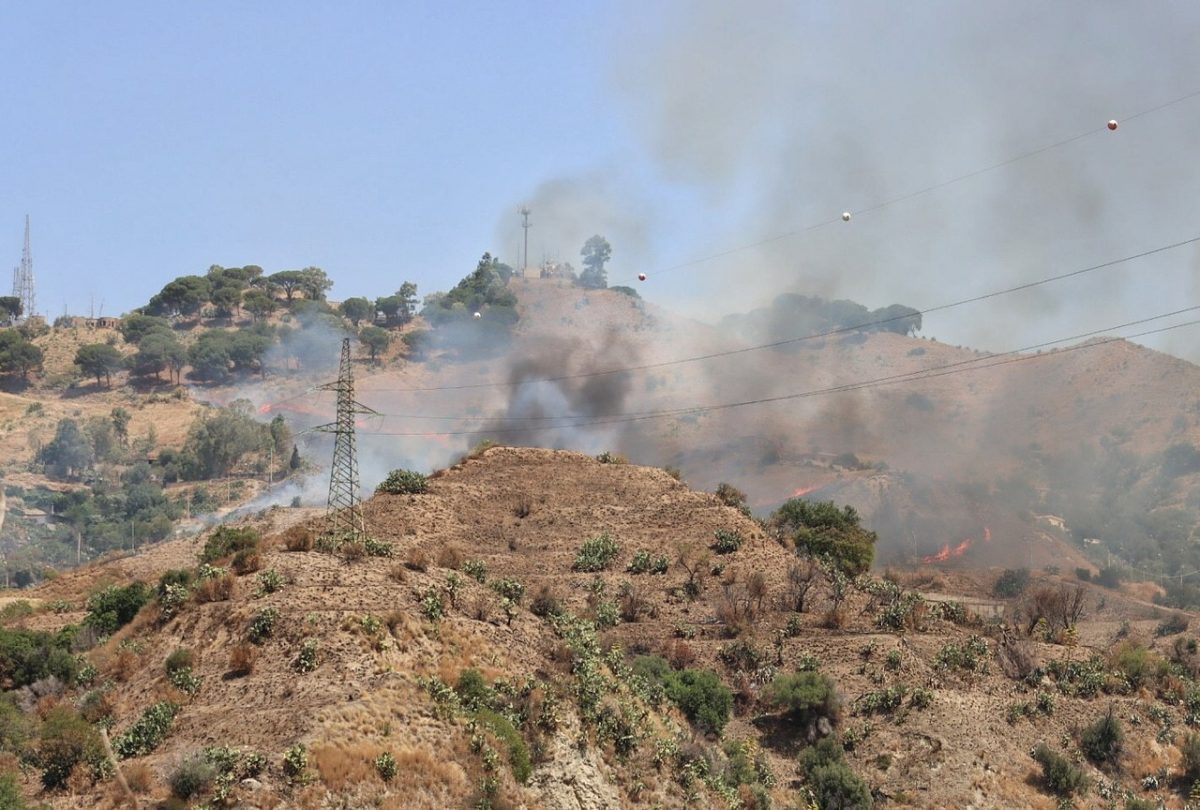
top-left (573, 533), bottom-right (620, 572)
top-left (158, 583), bottom-right (189, 622)
top-left (1157, 613), bottom-right (1190, 637)
top-left (421, 589), bottom-right (444, 622)
top-left (113, 701), bottom-right (179, 758)
top-left (461, 559), bottom-right (487, 583)
top-left (490, 578), bottom-right (525, 604)
top-left (808, 761), bottom-right (872, 810)
top-left (1096, 566), bottom-right (1123, 589)
top-left (993, 568), bottom-right (1030, 598)
top-left (247, 608), bottom-right (278, 644)
top-left (477, 708), bottom-right (532, 784)
top-left (37, 705), bottom-right (103, 789)
top-left (200, 526), bottom-right (260, 564)
top-left (170, 752), bottom-right (217, 799)
top-left (194, 570), bottom-right (235, 602)
top-left (282, 525), bottom-right (314, 552)
top-left (529, 584), bottom-right (562, 618)
top-left (363, 537), bottom-right (395, 558)
top-left (771, 499), bottom-right (876, 577)
top-left (165, 648), bottom-right (193, 675)
top-left (0, 626), bottom-right (79, 688)
top-left (1031, 743), bottom-right (1088, 797)
top-left (712, 529), bottom-right (743, 555)
top-left (715, 483), bottom-right (748, 509)
top-left (1075, 567), bottom-right (1092, 582)
top-left (762, 672), bottom-right (840, 726)
top-left (374, 751), bottom-right (397, 782)
top-left (627, 550), bottom-right (669, 574)
top-left (257, 568), bottom-right (284, 595)
top-left (1080, 706), bottom-right (1123, 767)
top-left (798, 736), bottom-right (845, 775)
top-left (293, 639), bottom-right (319, 673)
top-left (283, 743), bottom-right (308, 780)
top-left (0, 774), bottom-right (26, 809)
top-left (84, 581), bottom-right (153, 636)
top-left (376, 469), bottom-right (428, 494)
top-left (663, 669), bottom-right (733, 733)
top-left (1180, 732), bottom-right (1200, 779)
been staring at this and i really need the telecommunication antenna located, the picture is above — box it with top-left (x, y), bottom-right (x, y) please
top-left (314, 338), bottom-right (378, 541)
top-left (519, 206), bottom-right (532, 277)
top-left (10, 216), bottom-right (34, 320)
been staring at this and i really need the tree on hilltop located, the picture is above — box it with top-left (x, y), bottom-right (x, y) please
top-left (579, 235), bottom-right (611, 289)
top-left (75, 343), bottom-right (123, 387)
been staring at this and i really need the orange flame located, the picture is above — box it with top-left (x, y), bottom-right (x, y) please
top-left (983, 526), bottom-right (992, 543)
top-left (921, 537), bottom-right (973, 564)
top-left (792, 484), bottom-right (820, 498)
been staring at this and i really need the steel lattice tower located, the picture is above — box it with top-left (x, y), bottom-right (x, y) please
top-left (10, 216), bottom-right (34, 321)
top-left (317, 338), bottom-right (376, 541)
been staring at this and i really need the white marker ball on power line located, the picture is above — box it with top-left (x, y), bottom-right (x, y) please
top-left (637, 273), bottom-right (647, 282)
top-left (841, 211), bottom-right (852, 222)
top-left (1107, 119), bottom-right (1118, 131)
top-left (473, 311), bottom-right (481, 320)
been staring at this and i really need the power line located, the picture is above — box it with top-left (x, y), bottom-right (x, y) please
top-left (608, 85), bottom-right (1200, 286)
top-left (355, 309), bottom-right (1200, 437)
top-left (352, 233), bottom-right (1200, 394)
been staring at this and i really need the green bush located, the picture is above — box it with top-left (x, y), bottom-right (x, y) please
top-left (293, 639), bottom-right (319, 673)
top-left (84, 581), bottom-right (153, 635)
top-left (477, 708), bottom-right (532, 784)
top-left (663, 669), bottom-right (733, 734)
top-left (808, 761), bottom-right (872, 810)
top-left (375, 751), bottom-right (397, 782)
top-left (200, 526), bottom-right (261, 564)
top-left (573, 533), bottom-right (620, 572)
top-left (461, 559), bottom-right (487, 583)
top-left (165, 648), bottom-right (193, 675)
top-left (762, 672), bottom-right (840, 726)
top-left (37, 705), bottom-right (104, 789)
top-left (490, 578), bottom-right (525, 604)
top-left (247, 607), bottom-right (278, 644)
top-left (0, 626), bottom-right (79, 688)
top-left (771, 499), bottom-right (876, 577)
top-left (170, 752), bottom-right (217, 799)
top-left (626, 550), bottom-right (669, 574)
top-left (0, 773), bottom-right (26, 809)
top-left (1031, 743), bottom-right (1088, 797)
top-left (797, 736), bottom-right (845, 775)
top-left (376, 469), bottom-right (428, 494)
top-left (712, 529), bottom-right (743, 555)
top-left (283, 743), bottom-right (307, 780)
top-left (993, 568), bottom-right (1030, 598)
top-left (1080, 707), bottom-right (1123, 766)
top-left (113, 701), bottom-right (179, 758)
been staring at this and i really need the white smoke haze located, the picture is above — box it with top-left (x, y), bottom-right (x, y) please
top-left (601, 0), bottom-right (1200, 359)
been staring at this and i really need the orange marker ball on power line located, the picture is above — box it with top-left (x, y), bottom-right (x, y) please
top-left (1107, 120), bottom-right (1118, 131)
top-left (638, 273), bottom-right (647, 281)
top-left (841, 212), bottom-right (852, 222)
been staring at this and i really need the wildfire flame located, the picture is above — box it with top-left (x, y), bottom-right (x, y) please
top-left (921, 537), bottom-right (973, 564)
top-left (983, 526), bottom-right (992, 543)
top-left (792, 484), bottom-right (820, 498)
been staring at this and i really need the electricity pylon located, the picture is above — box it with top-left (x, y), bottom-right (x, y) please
top-left (315, 338), bottom-right (377, 542)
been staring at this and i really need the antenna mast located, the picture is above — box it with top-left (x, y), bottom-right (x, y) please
top-left (11, 216), bottom-right (34, 321)
top-left (315, 338), bottom-right (377, 542)
top-left (519, 206), bottom-right (532, 278)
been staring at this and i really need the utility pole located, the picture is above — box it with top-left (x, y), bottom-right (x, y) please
top-left (315, 338), bottom-right (377, 543)
top-left (11, 216), bottom-right (34, 321)
top-left (519, 206), bottom-right (532, 277)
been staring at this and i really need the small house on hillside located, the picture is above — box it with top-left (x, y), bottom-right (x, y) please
top-left (88, 316), bottom-right (119, 329)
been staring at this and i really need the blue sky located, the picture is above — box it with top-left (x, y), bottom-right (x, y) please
top-left (4, 1), bottom-right (1200, 360)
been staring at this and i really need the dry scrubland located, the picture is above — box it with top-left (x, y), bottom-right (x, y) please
top-left (0, 447), bottom-right (1196, 808)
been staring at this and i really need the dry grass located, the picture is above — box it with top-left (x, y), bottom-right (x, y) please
top-left (123, 761), bottom-right (153, 793)
top-left (436, 545), bottom-right (462, 569)
top-left (313, 742), bottom-right (382, 789)
top-left (194, 573), bottom-right (236, 603)
top-left (405, 550), bottom-right (429, 572)
top-left (283, 525), bottom-right (315, 552)
top-left (232, 549), bottom-right (262, 575)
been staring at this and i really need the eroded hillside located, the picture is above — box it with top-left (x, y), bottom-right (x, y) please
top-left (1, 448), bottom-right (1195, 808)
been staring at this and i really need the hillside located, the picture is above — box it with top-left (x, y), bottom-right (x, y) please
top-left (1, 447), bottom-right (1195, 808)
